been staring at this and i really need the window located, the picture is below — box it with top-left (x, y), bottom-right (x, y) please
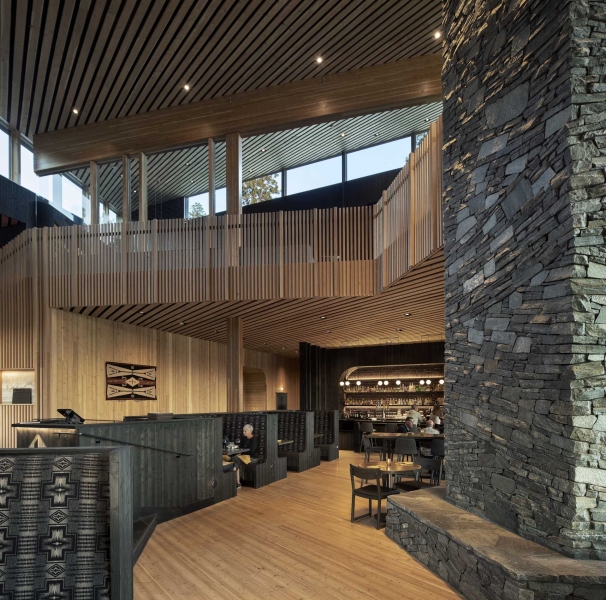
top-left (346, 137), bottom-right (412, 181)
top-left (62, 177), bottom-right (83, 218)
top-left (415, 131), bottom-right (429, 149)
top-left (0, 128), bottom-right (8, 179)
top-left (286, 156), bottom-right (341, 195)
top-left (20, 145), bottom-right (54, 201)
top-left (242, 172), bottom-right (281, 205)
top-left (185, 187), bottom-right (227, 217)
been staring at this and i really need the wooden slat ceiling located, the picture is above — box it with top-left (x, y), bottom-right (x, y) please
top-left (68, 249), bottom-right (445, 358)
top-left (1, 0), bottom-right (442, 138)
top-left (70, 103), bottom-right (443, 213)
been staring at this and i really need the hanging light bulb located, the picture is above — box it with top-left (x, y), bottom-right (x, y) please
top-left (378, 381), bottom-right (383, 386)
top-left (439, 379), bottom-right (445, 385)
top-left (420, 380), bottom-right (425, 385)
top-left (340, 381), bottom-right (345, 386)
top-left (356, 381), bottom-right (361, 386)
top-left (396, 380), bottom-right (401, 385)
top-left (426, 379), bottom-right (432, 385)
top-left (384, 380), bottom-right (389, 386)
top-left (345, 381), bottom-right (350, 386)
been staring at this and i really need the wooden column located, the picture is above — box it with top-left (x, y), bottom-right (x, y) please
top-left (208, 138), bottom-right (216, 217)
top-left (226, 316), bottom-right (243, 412)
top-left (89, 160), bottom-right (100, 225)
top-left (9, 127), bottom-right (20, 184)
top-left (226, 132), bottom-right (242, 215)
top-left (122, 155), bottom-right (131, 222)
top-left (139, 152), bottom-right (148, 222)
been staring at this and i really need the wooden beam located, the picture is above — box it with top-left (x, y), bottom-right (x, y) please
top-left (89, 160), bottom-right (99, 225)
top-left (122, 155), bottom-right (131, 223)
top-left (208, 138), bottom-right (215, 217)
top-left (139, 152), bottom-right (148, 222)
top-left (226, 133), bottom-right (242, 215)
top-left (226, 316), bottom-right (243, 412)
top-left (9, 127), bottom-right (20, 184)
top-left (33, 56), bottom-right (443, 175)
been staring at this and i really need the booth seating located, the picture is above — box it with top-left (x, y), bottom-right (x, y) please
top-left (276, 410), bottom-right (321, 472)
top-left (222, 412), bottom-right (287, 489)
top-left (314, 410), bottom-right (340, 461)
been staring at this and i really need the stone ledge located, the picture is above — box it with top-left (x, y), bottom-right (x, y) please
top-left (386, 489), bottom-right (606, 600)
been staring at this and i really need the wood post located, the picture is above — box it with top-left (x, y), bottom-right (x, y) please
top-left (89, 160), bottom-right (100, 225)
top-left (9, 127), bottom-right (20, 184)
top-left (226, 316), bottom-right (243, 412)
top-left (208, 138), bottom-right (216, 217)
top-left (139, 152), bottom-right (148, 222)
top-left (122, 155), bottom-right (131, 223)
top-left (226, 132), bottom-right (242, 215)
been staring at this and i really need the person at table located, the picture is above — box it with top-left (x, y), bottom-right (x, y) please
top-left (423, 419), bottom-right (440, 434)
top-left (232, 424), bottom-right (260, 489)
top-left (407, 404), bottom-right (423, 425)
top-left (397, 417), bottom-right (418, 433)
top-left (430, 405), bottom-right (443, 425)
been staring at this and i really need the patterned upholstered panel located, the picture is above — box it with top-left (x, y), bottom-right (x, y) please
top-left (314, 411), bottom-right (335, 445)
top-left (277, 411), bottom-right (307, 453)
top-left (223, 413), bottom-right (267, 462)
top-left (0, 452), bottom-right (111, 599)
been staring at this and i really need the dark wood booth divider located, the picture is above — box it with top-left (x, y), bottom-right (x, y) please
top-left (276, 410), bottom-right (321, 472)
top-left (314, 410), bottom-right (340, 461)
top-left (77, 417), bottom-right (235, 522)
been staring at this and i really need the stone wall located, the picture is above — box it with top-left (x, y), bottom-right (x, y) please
top-left (443, 0), bottom-right (606, 558)
top-left (385, 490), bottom-right (606, 600)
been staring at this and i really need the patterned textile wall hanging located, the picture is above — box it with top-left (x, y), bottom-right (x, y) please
top-left (0, 453), bottom-right (111, 598)
top-left (106, 362), bottom-right (157, 400)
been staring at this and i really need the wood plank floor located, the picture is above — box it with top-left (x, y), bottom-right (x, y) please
top-left (134, 451), bottom-right (460, 600)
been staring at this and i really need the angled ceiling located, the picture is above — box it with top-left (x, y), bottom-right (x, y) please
top-left (69, 249), bottom-right (445, 358)
top-left (1, 0), bottom-right (442, 138)
top-left (70, 102), bottom-right (443, 213)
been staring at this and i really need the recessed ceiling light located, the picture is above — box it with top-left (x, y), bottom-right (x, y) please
top-left (405, 313), bottom-right (411, 316)
top-left (138, 311), bottom-right (145, 314)
top-left (340, 132), bottom-right (346, 137)
top-left (282, 347), bottom-right (285, 350)
top-left (261, 148), bottom-right (265, 152)
top-left (326, 330), bottom-right (332, 333)
top-left (320, 316), bottom-right (326, 320)
top-left (434, 31), bottom-right (441, 39)
top-left (316, 57), bottom-right (323, 64)
top-left (179, 321), bottom-right (186, 325)
top-left (186, 163), bottom-right (189, 166)
top-left (396, 328), bottom-right (403, 332)
top-left (263, 343), bottom-right (267, 345)
top-left (72, 108), bottom-right (79, 115)
top-left (183, 84), bottom-right (190, 91)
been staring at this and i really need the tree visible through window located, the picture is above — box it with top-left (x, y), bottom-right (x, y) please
top-left (188, 202), bottom-right (206, 218)
top-left (242, 174), bottom-right (280, 205)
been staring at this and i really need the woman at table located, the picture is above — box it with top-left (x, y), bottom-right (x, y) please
top-left (233, 424), bottom-right (260, 489)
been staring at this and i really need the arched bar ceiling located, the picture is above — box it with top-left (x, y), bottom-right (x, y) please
top-left (69, 103), bottom-right (443, 213)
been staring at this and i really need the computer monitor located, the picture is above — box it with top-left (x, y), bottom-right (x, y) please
top-left (57, 408), bottom-right (85, 424)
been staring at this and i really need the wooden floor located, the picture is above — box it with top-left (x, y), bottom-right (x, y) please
top-left (134, 451), bottom-right (460, 600)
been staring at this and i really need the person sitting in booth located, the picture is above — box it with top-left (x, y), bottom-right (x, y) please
top-left (397, 417), bottom-right (418, 433)
top-left (232, 423), bottom-right (260, 489)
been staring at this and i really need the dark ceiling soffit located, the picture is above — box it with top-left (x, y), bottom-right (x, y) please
top-left (33, 56), bottom-right (442, 176)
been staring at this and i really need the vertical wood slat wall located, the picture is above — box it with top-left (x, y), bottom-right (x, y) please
top-left (374, 115), bottom-right (443, 292)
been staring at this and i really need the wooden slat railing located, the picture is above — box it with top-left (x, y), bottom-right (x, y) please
top-left (374, 116), bottom-right (443, 292)
top-left (0, 117), bottom-right (442, 310)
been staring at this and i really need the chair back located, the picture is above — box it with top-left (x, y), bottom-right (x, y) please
top-left (350, 464), bottom-right (381, 490)
top-left (362, 436), bottom-right (374, 451)
top-left (394, 437), bottom-right (417, 459)
top-left (384, 423), bottom-right (397, 433)
top-left (360, 422), bottom-right (374, 434)
top-left (431, 438), bottom-right (445, 458)
top-left (416, 457), bottom-right (443, 484)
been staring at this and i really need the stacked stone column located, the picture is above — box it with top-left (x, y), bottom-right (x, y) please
top-left (443, 0), bottom-right (606, 558)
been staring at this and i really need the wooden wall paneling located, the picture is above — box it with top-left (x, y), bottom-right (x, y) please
top-left (226, 132), bottom-right (242, 216)
top-left (139, 152), bottom-right (148, 223)
top-left (122, 155), bottom-right (131, 223)
top-left (90, 161), bottom-right (100, 225)
top-left (243, 367), bottom-right (267, 412)
top-left (208, 139), bottom-right (216, 217)
top-left (226, 316), bottom-right (243, 412)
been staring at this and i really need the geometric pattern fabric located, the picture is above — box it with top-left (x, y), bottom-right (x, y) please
top-left (0, 453), bottom-right (111, 599)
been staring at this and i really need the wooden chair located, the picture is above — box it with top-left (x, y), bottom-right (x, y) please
top-left (395, 457), bottom-right (443, 493)
top-left (359, 422), bottom-right (374, 452)
top-left (384, 423), bottom-right (398, 433)
top-left (394, 437), bottom-right (418, 462)
top-left (350, 465), bottom-right (399, 530)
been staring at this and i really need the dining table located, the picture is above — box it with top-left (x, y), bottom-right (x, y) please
top-left (357, 460), bottom-right (422, 487)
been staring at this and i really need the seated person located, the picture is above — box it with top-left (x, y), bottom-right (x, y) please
top-left (430, 404), bottom-right (444, 425)
top-left (231, 424), bottom-right (260, 489)
top-left (396, 417), bottom-right (418, 433)
top-left (423, 419), bottom-right (440, 434)
top-left (407, 404), bottom-right (423, 425)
